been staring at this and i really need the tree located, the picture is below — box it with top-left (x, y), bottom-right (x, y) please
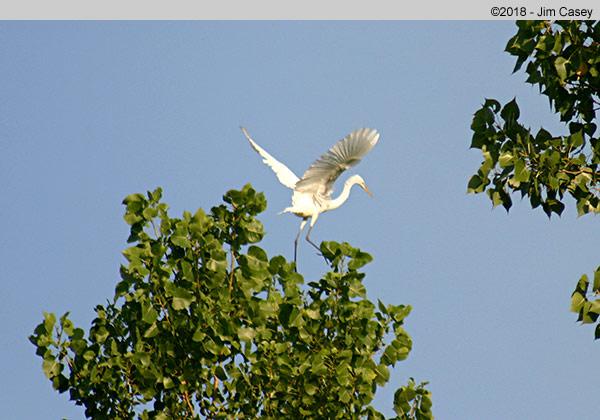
top-left (467, 21), bottom-right (600, 337)
top-left (30, 185), bottom-right (432, 419)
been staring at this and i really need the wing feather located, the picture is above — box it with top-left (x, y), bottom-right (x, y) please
top-left (241, 127), bottom-right (299, 189)
top-left (295, 128), bottom-right (379, 197)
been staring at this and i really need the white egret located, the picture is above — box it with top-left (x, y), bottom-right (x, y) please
top-left (241, 127), bottom-right (379, 265)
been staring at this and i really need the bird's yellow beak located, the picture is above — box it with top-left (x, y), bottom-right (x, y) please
top-left (364, 186), bottom-right (373, 197)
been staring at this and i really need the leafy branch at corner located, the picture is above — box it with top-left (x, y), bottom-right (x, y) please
top-left (466, 20), bottom-right (600, 338)
top-left (30, 184), bottom-right (432, 419)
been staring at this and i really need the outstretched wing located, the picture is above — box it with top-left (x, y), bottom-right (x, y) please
top-left (295, 128), bottom-right (379, 197)
top-left (241, 127), bottom-right (300, 189)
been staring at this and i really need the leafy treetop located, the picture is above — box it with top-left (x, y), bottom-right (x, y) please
top-left (31, 184), bottom-right (432, 419)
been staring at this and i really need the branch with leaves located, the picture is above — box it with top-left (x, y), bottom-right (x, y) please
top-left (467, 20), bottom-right (600, 339)
top-left (30, 185), bottom-right (431, 419)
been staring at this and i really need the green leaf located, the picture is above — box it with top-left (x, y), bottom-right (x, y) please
top-left (305, 308), bottom-right (320, 320)
top-left (133, 351), bottom-right (151, 368)
top-left (498, 152), bottom-right (514, 168)
top-left (60, 313), bottom-right (74, 336)
top-left (206, 258), bottom-right (227, 273)
top-left (189, 208), bottom-right (211, 238)
top-left (500, 98), bottom-right (520, 122)
top-left (593, 268), bottom-right (600, 294)
top-left (467, 174), bottom-right (483, 192)
top-left (570, 131), bottom-right (583, 148)
top-left (162, 376), bottom-right (175, 389)
top-left (581, 301), bottom-right (599, 324)
top-left (339, 389), bottom-right (351, 403)
top-left (171, 235), bottom-right (190, 249)
top-left (554, 57), bottom-right (568, 81)
top-left (483, 98), bottom-right (501, 112)
top-left (375, 364), bottom-right (390, 386)
top-left (571, 277), bottom-right (588, 313)
top-left (335, 363), bottom-right (351, 386)
top-left (348, 278), bottom-right (366, 298)
top-left (243, 219), bottom-right (265, 243)
top-left (512, 54), bottom-right (527, 73)
top-left (348, 250), bottom-right (373, 270)
top-left (237, 327), bottom-right (256, 342)
top-left (52, 373), bottom-right (69, 393)
top-left (181, 260), bottom-right (194, 282)
top-left (589, 300), bottom-right (600, 316)
top-left (42, 358), bottom-right (61, 379)
top-left (278, 303), bottom-right (294, 326)
top-left (320, 241), bottom-right (340, 260)
top-left (122, 192), bottom-right (146, 206)
top-left (513, 159), bottom-right (530, 183)
top-left (141, 302), bottom-right (158, 324)
top-left (595, 324), bottom-right (600, 340)
top-left (144, 323), bottom-right (159, 338)
top-left (165, 283), bottom-right (196, 310)
top-left (304, 382), bottom-right (318, 396)
top-left (310, 356), bottom-right (328, 376)
top-left (192, 326), bottom-right (205, 342)
top-left (377, 300), bottom-right (388, 315)
top-left (43, 312), bottom-right (56, 333)
top-left (92, 326), bottom-right (109, 344)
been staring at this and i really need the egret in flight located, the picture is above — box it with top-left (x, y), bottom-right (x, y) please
top-left (241, 127), bottom-right (379, 265)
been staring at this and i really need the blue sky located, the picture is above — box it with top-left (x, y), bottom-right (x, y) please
top-left (1, 21), bottom-right (598, 419)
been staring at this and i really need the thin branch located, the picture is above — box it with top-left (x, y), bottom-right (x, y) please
top-left (150, 219), bottom-right (159, 238)
top-left (183, 390), bottom-right (196, 418)
top-left (229, 247), bottom-right (236, 291)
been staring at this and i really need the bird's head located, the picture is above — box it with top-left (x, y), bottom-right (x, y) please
top-left (349, 174), bottom-right (373, 197)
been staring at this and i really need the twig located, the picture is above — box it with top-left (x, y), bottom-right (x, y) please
top-left (229, 248), bottom-right (236, 291)
top-left (183, 390), bottom-right (195, 417)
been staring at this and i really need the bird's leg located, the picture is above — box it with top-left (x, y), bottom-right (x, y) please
top-left (306, 224), bottom-right (329, 265)
top-left (305, 215), bottom-right (329, 264)
top-left (305, 224), bottom-right (321, 252)
top-left (305, 215), bottom-right (326, 259)
top-left (294, 219), bottom-right (308, 272)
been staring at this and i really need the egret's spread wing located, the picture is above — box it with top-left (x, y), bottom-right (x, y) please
top-left (295, 128), bottom-right (379, 196)
top-left (241, 127), bottom-right (300, 189)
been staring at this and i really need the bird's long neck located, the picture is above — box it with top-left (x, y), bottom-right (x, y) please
top-left (326, 178), bottom-right (361, 211)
